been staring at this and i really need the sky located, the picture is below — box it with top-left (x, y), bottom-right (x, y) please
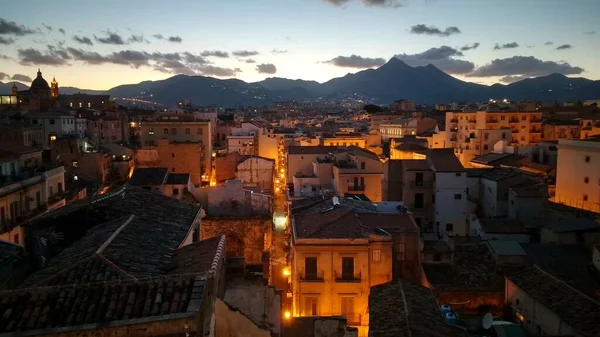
top-left (1, 0), bottom-right (599, 90)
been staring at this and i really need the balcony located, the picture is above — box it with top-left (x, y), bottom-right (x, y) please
top-left (335, 271), bottom-right (361, 283)
top-left (450, 118), bottom-right (458, 123)
top-left (467, 119), bottom-right (477, 123)
top-left (531, 118), bottom-right (542, 123)
top-left (300, 270), bottom-right (324, 282)
top-left (486, 119), bottom-right (498, 123)
top-left (509, 119), bottom-right (519, 124)
top-left (530, 128), bottom-right (542, 134)
top-left (408, 180), bottom-right (433, 188)
top-left (449, 126), bottom-right (458, 132)
top-left (348, 185), bottom-right (365, 192)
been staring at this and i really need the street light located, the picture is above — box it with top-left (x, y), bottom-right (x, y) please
top-left (283, 267), bottom-right (290, 276)
top-left (284, 311), bottom-right (291, 319)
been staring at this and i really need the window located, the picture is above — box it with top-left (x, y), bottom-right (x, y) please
top-left (87, 102), bottom-right (91, 108)
top-left (522, 115), bottom-right (527, 121)
top-left (433, 253), bottom-right (441, 261)
top-left (584, 177), bottom-right (589, 183)
top-left (446, 223), bottom-right (454, 231)
top-left (197, 128), bottom-right (203, 135)
top-left (304, 297), bottom-right (318, 316)
top-left (414, 193), bottom-right (424, 209)
top-left (305, 257), bottom-right (317, 280)
top-left (58, 182), bottom-right (63, 193)
top-left (341, 257), bottom-right (354, 279)
top-left (164, 128), bottom-right (169, 135)
top-left (583, 195), bottom-right (588, 201)
top-left (13, 234), bottom-right (19, 245)
top-left (149, 128), bottom-right (154, 135)
top-left (171, 128), bottom-right (177, 135)
top-left (454, 194), bottom-right (462, 200)
top-left (185, 128), bottom-right (190, 134)
top-left (502, 132), bottom-right (506, 139)
top-left (173, 188), bottom-right (179, 195)
top-left (36, 191), bottom-right (41, 207)
top-left (585, 156), bottom-right (591, 163)
top-left (484, 145), bottom-right (489, 151)
top-left (32, 119), bottom-right (38, 125)
top-left (501, 116), bottom-right (505, 121)
top-left (455, 173), bottom-right (461, 177)
top-left (49, 119), bottom-right (55, 125)
top-left (341, 297), bottom-right (355, 323)
top-left (415, 172), bottom-right (423, 185)
top-left (432, 194), bottom-right (435, 204)
top-left (172, 167), bottom-right (175, 172)
top-left (360, 162), bottom-right (365, 169)
top-left (78, 102), bottom-right (82, 108)
top-left (372, 249), bottom-right (381, 262)
top-left (396, 242), bottom-right (406, 261)
top-left (484, 133), bottom-right (489, 140)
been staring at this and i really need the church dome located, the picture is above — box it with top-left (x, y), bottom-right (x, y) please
top-left (30, 69), bottom-right (50, 91)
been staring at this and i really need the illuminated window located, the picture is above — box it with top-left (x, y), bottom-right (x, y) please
top-left (69, 102), bottom-right (73, 107)
top-left (584, 177), bottom-right (589, 183)
top-left (87, 102), bottom-right (91, 108)
top-left (372, 249), bottom-right (381, 262)
top-left (79, 102), bottom-right (82, 108)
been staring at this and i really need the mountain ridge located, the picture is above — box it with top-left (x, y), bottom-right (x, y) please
top-left (3, 59), bottom-right (599, 106)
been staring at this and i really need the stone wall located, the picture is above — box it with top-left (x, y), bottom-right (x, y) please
top-left (215, 298), bottom-right (271, 337)
top-left (283, 317), bottom-right (358, 337)
top-left (223, 276), bottom-right (281, 336)
top-left (435, 291), bottom-right (505, 316)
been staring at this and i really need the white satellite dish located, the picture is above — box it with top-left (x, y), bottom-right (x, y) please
top-left (482, 313), bottom-right (493, 330)
top-left (332, 196), bottom-right (340, 206)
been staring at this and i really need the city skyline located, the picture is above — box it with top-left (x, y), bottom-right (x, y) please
top-left (1, 0), bottom-right (599, 90)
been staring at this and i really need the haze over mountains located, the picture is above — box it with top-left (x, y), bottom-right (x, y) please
top-left (2, 58), bottom-right (599, 107)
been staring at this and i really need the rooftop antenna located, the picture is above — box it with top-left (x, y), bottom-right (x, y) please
top-left (482, 313), bottom-right (493, 330)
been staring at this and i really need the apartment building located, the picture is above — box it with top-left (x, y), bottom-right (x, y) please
top-left (379, 118), bottom-right (417, 141)
top-left (139, 114), bottom-right (212, 184)
top-left (554, 137), bottom-right (600, 213)
top-left (542, 119), bottom-right (580, 141)
top-left (580, 118), bottom-right (600, 140)
top-left (0, 123), bottom-right (44, 148)
top-left (85, 116), bottom-right (123, 145)
top-left (333, 149), bottom-right (384, 202)
top-left (290, 196), bottom-right (420, 337)
top-left (445, 109), bottom-right (542, 166)
top-left (24, 112), bottom-right (77, 148)
top-left (0, 145), bottom-right (66, 245)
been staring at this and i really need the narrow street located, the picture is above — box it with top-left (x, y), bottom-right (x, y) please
top-left (270, 141), bottom-right (292, 316)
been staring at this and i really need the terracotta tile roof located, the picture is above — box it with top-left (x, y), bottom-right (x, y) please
top-left (129, 167), bottom-right (169, 186)
top-left (507, 266), bottom-right (600, 336)
top-left (369, 281), bottom-right (467, 337)
top-left (0, 274), bottom-right (205, 334)
top-left (423, 243), bottom-right (505, 292)
top-left (164, 235), bottom-right (226, 275)
top-left (417, 149), bottom-right (465, 172)
top-left (294, 206), bottom-right (365, 239)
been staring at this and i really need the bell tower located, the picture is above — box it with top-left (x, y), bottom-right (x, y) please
top-left (51, 76), bottom-right (59, 98)
top-left (11, 83), bottom-right (18, 96)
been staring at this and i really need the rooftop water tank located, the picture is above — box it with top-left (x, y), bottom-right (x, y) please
top-left (440, 305), bottom-right (452, 315)
top-left (445, 312), bottom-right (458, 325)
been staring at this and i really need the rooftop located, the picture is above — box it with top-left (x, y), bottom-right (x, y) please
top-left (479, 218), bottom-right (529, 234)
top-left (470, 153), bottom-right (526, 166)
top-left (488, 240), bottom-right (527, 256)
top-left (423, 243), bottom-right (505, 292)
top-left (402, 159), bottom-right (432, 171)
top-left (507, 266), bottom-right (600, 337)
top-left (417, 149), bottom-right (465, 172)
top-left (128, 167), bottom-right (169, 186)
top-left (287, 145), bottom-right (341, 155)
top-left (543, 218), bottom-right (600, 233)
top-left (369, 281), bottom-right (467, 337)
top-left (165, 173), bottom-right (190, 185)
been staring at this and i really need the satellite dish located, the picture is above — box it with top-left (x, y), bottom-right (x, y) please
top-left (332, 196), bottom-right (340, 206)
top-left (482, 313), bottom-right (493, 330)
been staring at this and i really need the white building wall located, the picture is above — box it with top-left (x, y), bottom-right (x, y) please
top-left (555, 139), bottom-right (600, 212)
top-left (236, 158), bottom-right (274, 190)
top-left (434, 172), bottom-right (468, 236)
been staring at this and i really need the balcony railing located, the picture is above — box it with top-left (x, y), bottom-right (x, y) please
top-left (450, 118), bottom-right (458, 123)
top-left (509, 119), bottom-right (519, 123)
top-left (531, 118), bottom-right (542, 123)
top-left (335, 271), bottom-right (361, 283)
top-left (449, 126), bottom-right (458, 132)
top-left (300, 269), bottom-right (324, 282)
top-left (487, 119), bottom-right (498, 123)
top-left (468, 119), bottom-right (477, 123)
top-left (530, 128), bottom-right (542, 133)
top-left (409, 180), bottom-right (433, 188)
top-left (348, 185), bottom-right (365, 192)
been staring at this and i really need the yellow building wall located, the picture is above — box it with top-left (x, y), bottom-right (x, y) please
top-left (334, 173), bottom-right (382, 202)
top-left (323, 138), bottom-right (367, 148)
top-left (291, 241), bottom-right (393, 337)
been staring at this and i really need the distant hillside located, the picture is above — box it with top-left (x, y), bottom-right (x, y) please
top-left (5, 59), bottom-right (600, 106)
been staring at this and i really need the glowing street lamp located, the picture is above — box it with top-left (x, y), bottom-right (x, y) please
top-left (284, 311), bottom-right (291, 319)
top-left (282, 267), bottom-right (290, 276)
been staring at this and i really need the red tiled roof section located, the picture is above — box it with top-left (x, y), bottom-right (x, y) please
top-left (164, 235), bottom-right (225, 275)
top-left (0, 275), bottom-right (203, 334)
top-left (294, 206), bottom-right (366, 239)
top-left (357, 213), bottom-right (418, 233)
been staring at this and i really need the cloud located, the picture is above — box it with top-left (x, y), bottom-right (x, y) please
top-left (201, 50), bottom-right (229, 58)
top-left (0, 54), bottom-right (13, 61)
top-left (58, 28), bottom-right (65, 35)
top-left (323, 54), bottom-right (386, 68)
top-left (128, 33), bottom-right (147, 43)
top-left (395, 46), bottom-right (474, 74)
top-left (584, 31), bottom-right (596, 35)
top-left (94, 31), bottom-right (125, 45)
top-left (42, 24), bottom-right (52, 32)
top-left (271, 49), bottom-right (288, 54)
top-left (460, 42), bottom-right (480, 51)
top-left (324, 0), bottom-right (402, 7)
top-left (199, 65), bottom-right (240, 77)
top-left (0, 18), bottom-right (35, 36)
top-left (556, 44), bottom-right (572, 50)
top-left (0, 72), bottom-right (8, 80)
top-left (153, 34), bottom-right (164, 39)
top-left (493, 42), bottom-right (519, 50)
top-left (467, 56), bottom-right (584, 78)
top-left (72, 35), bottom-right (93, 45)
top-left (232, 50), bottom-right (259, 57)
top-left (256, 63), bottom-right (277, 74)
top-left (182, 52), bottom-right (209, 65)
top-left (499, 75), bottom-right (530, 84)
top-left (168, 36), bottom-right (182, 43)
top-left (544, 41), bottom-right (553, 45)
top-left (11, 74), bottom-right (32, 82)
top-left (18, 48), bottom-right (70, 66)
top-left (0, 36), bottom-right (15, 45)
top-left (410, 24), bottom-right (461, 37)
top-left (245, 59), bottom-right (256, 64)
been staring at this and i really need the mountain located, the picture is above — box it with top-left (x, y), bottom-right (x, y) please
top-left (0, 81), bottom-right (28, 93)
top-left (4, 59), bottom-right (600, 106)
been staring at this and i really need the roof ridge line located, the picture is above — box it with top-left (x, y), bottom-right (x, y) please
top-left (532, 265), bottom-right (600, 305)
top-left (95, 214), bottom-right (135, 254)
top-left (399, 280), bottom-right (413, 337)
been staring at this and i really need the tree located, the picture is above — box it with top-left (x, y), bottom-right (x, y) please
top-left (363, 104), bottom-right (383, 113)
